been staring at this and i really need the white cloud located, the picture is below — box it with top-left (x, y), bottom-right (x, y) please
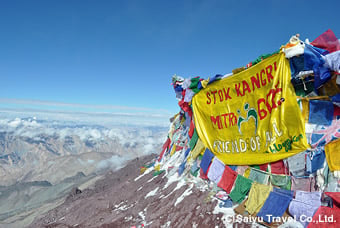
top-left (0, 115), bottom-right (167, 158)
top-left (8, 118), bottom-right (22, 128)
top-left (0, 101), bottom-right (169, 174)
top-left (96, 155), bottom-right (131, 171)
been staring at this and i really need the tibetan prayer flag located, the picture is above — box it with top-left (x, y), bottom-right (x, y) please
top-left (325, 138), bottom-right (340, 171)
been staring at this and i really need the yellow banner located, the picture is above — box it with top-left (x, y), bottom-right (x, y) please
top-left (192, 53), bottom-right (309, 165)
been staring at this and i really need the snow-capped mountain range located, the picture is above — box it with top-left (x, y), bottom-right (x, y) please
top-left (0, 116), bottom-right (168, 186)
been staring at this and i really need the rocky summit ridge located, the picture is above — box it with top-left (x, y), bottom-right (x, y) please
top-left (29, 154), bottom-right (230, 228)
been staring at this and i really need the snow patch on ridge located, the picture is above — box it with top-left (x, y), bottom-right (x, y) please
top-left (145, 187), bottom-right (159, 198)
top-left (174, 183), bottom-right (193, 206)
top-left (134, 167), bottom-right (153, 181)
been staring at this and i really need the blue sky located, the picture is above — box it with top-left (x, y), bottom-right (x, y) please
top-left (0, 0), bottom-right (339, 118)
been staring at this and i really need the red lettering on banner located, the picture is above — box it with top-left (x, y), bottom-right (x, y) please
top-left (211, 115), bottom-right (222, 129)
top-left (229, 112), bottom-right (237, 126)
top-left (206, 87), bottom-right (232, 104)
top-left (208, 62), bottom-right (278, 104)
top-left (251, 75), bottom-right (261, 91)
top-left (235, 83), bottom-right (243, 96)
top-left (235, 80), bottom-right (252, 97)
top-left (260, 69), bottom-right (266, 86)
top-left (211, 90), bottom-right (217, 104)
top-left (257, 81), bottom-right (283, 120)
top-left (206, 92), bottom-right (211, 104)
top-left (242, 80), bottom-right (251, 94)
top-left (218, 90), bottom-right (223, 101)
top-left (223, 88), bottom-right (232, 100)
top-left (266, 65), bottom-right (274, 83)
top-left (266, 81), bottom-right (282, 113)
top-left (257, 98), bottom-right (267, 120)
top-left (221, 113), bottom-right (229, 127)
top-left (211, 112), bottom-right (237, 129)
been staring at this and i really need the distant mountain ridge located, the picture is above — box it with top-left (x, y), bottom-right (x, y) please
top-left (0, 117), bottom-right (168, 186)
top-left (0, 116), bottom-right (168, 227)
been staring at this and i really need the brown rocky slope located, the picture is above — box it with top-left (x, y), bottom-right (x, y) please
top-left (28, 154), bottom-right (231, 228)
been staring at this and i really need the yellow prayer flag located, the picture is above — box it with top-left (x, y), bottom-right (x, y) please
top-left (325, 138), bottom-right (340, 171)
top-left (245, 182), bottom-right (272, 215)
top-left (154, 164), bottom-right (161, 171)
top-left (170, 144), bottom-right (177, 156)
